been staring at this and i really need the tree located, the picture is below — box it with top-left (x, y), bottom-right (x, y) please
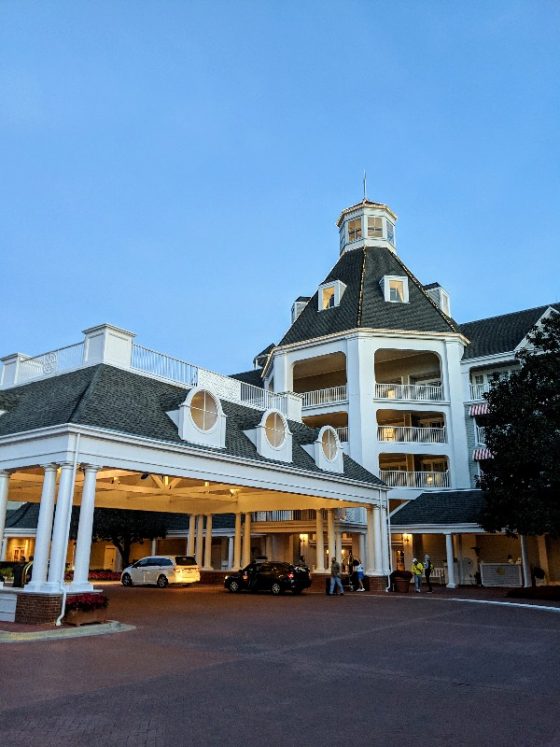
top-left (71, 507), bottom-right (170, 567)
top-left (479, 313), bottom-right (560, 536)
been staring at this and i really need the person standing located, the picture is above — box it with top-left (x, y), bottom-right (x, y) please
top-left (411, 557), bottom-right (424, 592)
top-left (355, 560), bottom-right (365, 591)
top-left (423, 554), bottom-right (433, 593)
top-left (329, 557), bottom-right (344, 595)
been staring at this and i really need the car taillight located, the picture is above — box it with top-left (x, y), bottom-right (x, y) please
top-left (288, 572), bottom-right (294, 579)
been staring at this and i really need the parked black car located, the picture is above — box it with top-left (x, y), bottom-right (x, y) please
top-left (224, 561), bottom-right (312, 595)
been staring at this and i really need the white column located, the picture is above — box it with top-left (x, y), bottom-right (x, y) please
top-left (242, 513), bottom-right (251, 566)
top-left (456, 534), bottom-right (464, 585)
top-left (195, 515), bottom-right (204, 566)
top-left (380, 503), bottom-right (391, 575)
top-left (46, 463), bottom-right (75, 589)
top-left (537, 536), bottom-right (549, 580)
top-left (520, 535), bottom-right (531, 588)
top-left (151, 538), bottom-right (157, 555)
top-left (203, 514), bottom-right (213, 570)
top-left (227, 536), bottom-right (234, 569)
top-left (26, 466), bottom-right (57, 590)
top-left (335, 528), bottom-right (342, 567)
top-left (0, 471), bottom-right (10, 562)
top-left (359, 533), bottom-right (366, 566)
top-left (327, 509), bottom-right (336, 565)
top-left (373, 506), bottom-right (383, 574)
top-left (70, 465), bottom-right (99, 592)
top-left (187, 514), bottom-right (196, 556)
top-left (365, 506), bottom-right (376, 576)
top-left (315, 509), bottom-right (325, 572)
top-left (445, 533), bottom-right (456, 588)
top-left (233, 513), bottom-right (242, 569)
top-left (265, 534), bottom-right (273, 561)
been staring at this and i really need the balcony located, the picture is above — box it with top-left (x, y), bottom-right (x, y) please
top-left (469, 383), bottom-right (491, 401)
top-left (379, 470), bottom-right (450, 489)
top-left (375, 383), bottom-right (443, 402)
top-left (336, 426), bottom-right (349, 442)
top-left (301, 384), bottom-right (348, 408)
top-left (377, 425), bottom-right (447, 444)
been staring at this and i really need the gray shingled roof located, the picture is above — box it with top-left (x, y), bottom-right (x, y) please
top-left (459, 304), bottom-right (560, 360)
top-left (229, 368), bottom-right (264, 387)
top-left (391, 489), bottom-right (485, 526)
top-left (0, 364), bottom-right (383, 487)
top-left (279, 246), bottom-right (459, 346)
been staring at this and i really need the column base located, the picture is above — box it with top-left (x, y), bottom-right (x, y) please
top-left (68, 581), bottom-right (94, 592)
top-left (446, 583), bottom-right (457, 589)
top-left (27, 581), bottom-right (66, 593)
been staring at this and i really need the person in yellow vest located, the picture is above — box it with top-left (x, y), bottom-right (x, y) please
top-left (411, 557), bottom-right (424, 592)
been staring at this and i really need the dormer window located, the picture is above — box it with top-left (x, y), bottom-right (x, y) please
top-left (321, 428), bottom-right (338, 461)
top-left (190, 390), bottom-right (218, 431)
top-left (243, 409), bottom-right (293, 463)
top-left (348, 218), bottom-right (362, 242)
top-left (381, 275), bottom-right (409, 304)
top-left (302, 425), bottom-right (344, 473)
top-left (173, 387), bottom-right (227, 449)
top-left (264, 411), bottom-right (286, 448)
top-left (318, 280), bottom-right (347, 311)
top-left (368, 216), bottom-right (383, 238)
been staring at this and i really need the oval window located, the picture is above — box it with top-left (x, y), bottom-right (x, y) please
top-left (321, 428), bottom-right (338, 461)
top-left (190, 390), bottom-right (219, 431)
top-left (264, 411), bottom-right (286, 448)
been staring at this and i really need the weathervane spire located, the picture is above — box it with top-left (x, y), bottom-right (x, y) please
top-left (363, 170), bottom-right (367, 202)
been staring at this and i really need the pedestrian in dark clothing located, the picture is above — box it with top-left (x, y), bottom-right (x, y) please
top-left (424, 554), bottom-right (433, 593)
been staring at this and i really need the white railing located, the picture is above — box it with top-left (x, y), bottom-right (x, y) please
top-left (131, 344), bottom-right (287, 413)
top-left (375, 382), bottom-right (443, 401)
top-left (470, 383), bottom-right (490, 400)
top-left (252, 510), bottom-right (316, 522)
top-left (379, 470), bottom-right (450, 488)
top-left (336, 426), bottom-right (349, 442)
top-left (17, 343), bottom-right (86, 384)
top-left (301, 384), bottom-right (348, 408)
top-left (377, 425), bottom-right (447, 444)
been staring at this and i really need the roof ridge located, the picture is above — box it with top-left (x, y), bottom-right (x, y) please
top-left (356, 248), bottom-right (367, 327)
top-left (460, 302), bottom-right (560, 327)
top-left (67, 365), bottom-right (104, 423)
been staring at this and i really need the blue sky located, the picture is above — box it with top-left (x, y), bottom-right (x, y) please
top-left (1, 1), bottom-right (559, 374)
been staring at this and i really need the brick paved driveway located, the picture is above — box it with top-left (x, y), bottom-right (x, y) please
top-left (1, 585), bottom-right (560, 746)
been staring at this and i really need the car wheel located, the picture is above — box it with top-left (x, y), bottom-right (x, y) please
top-left (156, 574), bottom-right (168, 588)
top-left (271, 581), bottom-right (283, 596)
top-left (121, 573), bottom-right (133, 587)
top-left (228, 580), bottom-right (241, 593)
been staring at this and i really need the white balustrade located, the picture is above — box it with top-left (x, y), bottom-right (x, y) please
top-left (375, 382), bottom-right (443, 401)
top-left (379, 470), bottom-right (450, 488)
top-left (301, 384), bottom-right (348, 408)
top-left (17, 343), bottom-right (85, 384)
top-left (336, 426), bottom-right (349, 442)
top-left (377, 425), bottom-right (447, 444)
top-left (469, 383), bottom-right (490, 400)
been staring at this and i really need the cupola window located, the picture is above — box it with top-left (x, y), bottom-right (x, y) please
top-left (387, 221), bottom-right (395, 244)
top-left (348, 218), bottom-right (362, 242)
top-left (368, 216), bottom-right (383, 238)
top-left (318, 280), bottom-right (347, 311)
top-left (321, 286), bottom-right (335, 309)
top-left (389, 279), bottom-right (405, 302)
top-left (381, 275), bottom-right (409, 304)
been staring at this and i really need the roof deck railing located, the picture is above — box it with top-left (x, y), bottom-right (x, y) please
top-left (16, 342), bottom-right (86, 385)
top-left (379, 470), bottom-right (450, 489)
top-left (375, 382), bottom-right (443, 402)
top-left (377, 425), bottom-right (447, 444)
top-left (301, 384), bottom-right (348, 408)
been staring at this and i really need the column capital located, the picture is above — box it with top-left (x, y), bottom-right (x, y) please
top-left (40, 463), bottom-right (58, 472)
top-left (0, 469), bottom-right (11, 478)
top-left (81, 464), bottom-right (102, 473)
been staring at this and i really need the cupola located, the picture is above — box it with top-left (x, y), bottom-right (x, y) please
top-left (336, 199), bottom-right (397, 256)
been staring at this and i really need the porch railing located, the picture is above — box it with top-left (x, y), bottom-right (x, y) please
top-left (379, 470), bottom-right (450, 488)
top-left (375, 382), bottom-right (443, 401)
top-left (469, 383), bottom-right (490, 400)
top-left (336, 426), bottom-right (349, 442)
top-left (17, 343), bottom-right (86, 384)
top-left (377, 425), bottom-right (447, 444)
top-left (301, 384), bottom-right (348, 408)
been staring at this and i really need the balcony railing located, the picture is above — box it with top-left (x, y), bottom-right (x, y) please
top-left (336, 426), bottom-right (349, 442)
top-left (17, 343), bottom-right (86, 384)
top-left (379, 470), bottom-right (450, 488)
top-left (375, 382), bottom-right (443, 401)
top-left (301, 384), bottom-right (348, 408)
top-left (377, 425), bottom-right (447, 444)
top-left (469, 383), bottom-right (491, 401)
top-left (252, 510), bottom-right (316, 522)
top-left (131, 344), bottom-right (290, 413)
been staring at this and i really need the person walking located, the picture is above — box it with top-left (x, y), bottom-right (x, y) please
top-left (423, 554), bottom-right (433, 593)
top-left (411, 557), bottom-right (424, 592)
top-left (355, 560), bottom-right (365, 591)
top-left (329, 557), bottom-right (344, 595)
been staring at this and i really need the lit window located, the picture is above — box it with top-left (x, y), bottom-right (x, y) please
top-left (387, 222), bottom-right (395, 244)
top-left (321, 428), bottom-right (338, 461)
top-left (368, 216), bottom-right (383, 237)
top-left (264, 412), bottom-right (286, 448)
top-left (322, 287), bottom-right (335, 309)
top-left (348, 218), bottom-right (362, 241)
top-left (389, 280), bottom-right (405, 302)
top-left (190, 390), bottom-right (218, 431)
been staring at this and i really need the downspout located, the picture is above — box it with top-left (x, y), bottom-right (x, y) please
top-left (55, 432), bottom-right (81, 626)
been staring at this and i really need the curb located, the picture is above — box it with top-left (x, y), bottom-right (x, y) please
top-left (0, 620), bottom-right (135, 643)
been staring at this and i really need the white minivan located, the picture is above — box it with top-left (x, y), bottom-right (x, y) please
top-left (121, 555), bottom-right (201, 588)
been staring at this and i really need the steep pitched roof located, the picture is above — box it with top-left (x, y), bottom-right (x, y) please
top-left (279, 246), bottom-right (460, 346)
top-left (229, 368), bottom-right (264, 388)
top-left (391, 489), bottom-right (485, 526)
top-left (0, 364), bottom-right (383, 487)
top-left (459, 304), bottom-right (560, 360)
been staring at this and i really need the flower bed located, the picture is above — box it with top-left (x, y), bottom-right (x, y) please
top-left (63, 592), bottom-right (109, 626)
top-left (64, 569), bottom-right (122, 582)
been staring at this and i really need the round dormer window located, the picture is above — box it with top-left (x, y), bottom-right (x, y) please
top-left (321, 427), bottom-right (338, 461)
top-left (264, 411), bottom-right (286, 448)
top-left (190, 390), bottom-right (218, 431)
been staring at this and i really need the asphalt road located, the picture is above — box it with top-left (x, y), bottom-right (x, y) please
top-left (1, 585), bottom-right (559, 746)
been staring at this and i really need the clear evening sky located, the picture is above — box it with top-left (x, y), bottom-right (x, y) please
top-left (1, 1), bottom-right (559, 374)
